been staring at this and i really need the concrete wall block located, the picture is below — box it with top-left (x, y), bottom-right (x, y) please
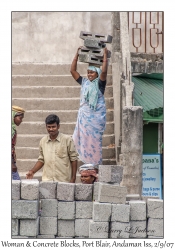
top-left (75, 184), bottom-right (93, 201)
top-left (40, 217), bottom-right (57, 235)
top-left (80, 31), bottom-right (112, 43)
top-left (78, 54), bottom-right (103, 65)
top-left (93, 182), bottom-right (99, 201)
top-left (75, 201), bottom-right (93, 219)
top-left (21, 179), bottom-right (39, 200)
top-left (98, 183), bottom-right (127, 204)
top-left (12, 219), bottom-right (19, 236)
top-left (20, 218), bottom-right (39, 236)
top-left (39, 181), bottom-right (57, 199)
top-left (110, 222), bottom-right (130, 238)
top-left (98, 165), bottom-right (123, 184)
top-left (41, 199), bottom-right (58, 217)
top-left (147, 199), bottom-right (163, 219)
top-left (89, 220), bottom-right (109, 238)
top-left (129, 221), bottom-right (147, 238)
top-left (57, 182), bottom-right (75, 201)
top-left (84, 39), bottom-right (106, 49)
top-left (111, 204), bottom-right (130, 222)
top-left (129, 201), bottom-right (146, 221)
top-left (79, 47), bottom-right (111, 58)
top-left (93, 202), bottom-right (112, 222)
top-left (12, 200), bottom-right (38, 219)
top-left (58, 201), bottom-right (75, 220)
top-left (37, 235), bottom-right (55, 238)
top-left (147, 218), bottom-right (163, 237)
top-left (75, 219), bottom-right (89, 237)
top-left (58, 220), bottom-right (75, 237)
top-left (12, 180), bottom-right (21, 200)
top-left (126, 194), bottom-right (140, 201)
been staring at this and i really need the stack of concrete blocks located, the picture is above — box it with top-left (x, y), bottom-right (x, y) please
top-left (12, 179), bottom-right (39, 238)
top-left (39, 181), bottom-right (93, 238)
top-left (12, 179), bottom-right (164, 238)
top-left (147, 199), bottom-right (163, 238)
top-left (129, 200), bottom-right (147, 238)
top-left (90, 165), bottom-right (129, 238)
top-left (78, 31), bottom-right (112, 66)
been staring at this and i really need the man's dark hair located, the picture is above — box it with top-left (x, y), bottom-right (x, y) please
top-left (45, 114), bottom-right (60, 125)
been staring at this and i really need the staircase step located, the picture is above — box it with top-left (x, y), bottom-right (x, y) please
top-left (12, 75), bottom-right (112, 87)
top-left (15, 147), bottom-right (116, 160)
top-left (17, 110), bottom-right (114, 123)
top-left (12, 86), bottom-right (113, 98)
top-left (17, 134), bottom-right (115, 147)
top-left (16, 122), bottom-right (114, 135)
top-left (16, 158), bottom-right (117, 173)
top-left (12, 98), bottom-right (114, 110)
top-left (12, 63), bottom-right (112, 75)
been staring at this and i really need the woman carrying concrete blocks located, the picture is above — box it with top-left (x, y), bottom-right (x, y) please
top-left (70, 46), bottom-right (108, 167)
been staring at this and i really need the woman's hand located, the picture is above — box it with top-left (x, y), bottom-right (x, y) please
top-left (103, 47), bottom-right (108, 56)
top-left (77, 46), bottom-right (83, 54)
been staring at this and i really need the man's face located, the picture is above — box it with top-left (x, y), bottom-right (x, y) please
top-left (87, 70), bottom-right (98, 82)
top-left (81, 174), bottom-right (95, 184)
top-left (14, 114), bottom-right (24, 126)
top-left (46, 123), bottom-right (60, 137)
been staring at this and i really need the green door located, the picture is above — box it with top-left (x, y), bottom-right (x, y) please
top-left (143, 123), bottom-right (158, 153)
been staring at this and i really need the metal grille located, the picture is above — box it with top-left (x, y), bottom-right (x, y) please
top-left (128, 12), bottom-right (164, 53)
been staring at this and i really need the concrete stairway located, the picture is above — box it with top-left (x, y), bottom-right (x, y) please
top-left (12, 63), bottom-right (116, 181)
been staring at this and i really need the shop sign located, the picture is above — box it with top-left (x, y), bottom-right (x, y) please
top-left (142, 154), bottom-right (162, 199)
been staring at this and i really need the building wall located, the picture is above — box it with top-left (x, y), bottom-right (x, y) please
top-left (12, 12), bottom-right (112, 63)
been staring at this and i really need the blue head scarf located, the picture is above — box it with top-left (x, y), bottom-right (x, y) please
top-left (84, 66), bottom-right (102, 110)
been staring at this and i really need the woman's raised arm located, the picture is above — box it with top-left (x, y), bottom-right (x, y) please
top-left (100, 47), bottom-right (108, 81)
top-left (70, 46), bottom-right (82, 81)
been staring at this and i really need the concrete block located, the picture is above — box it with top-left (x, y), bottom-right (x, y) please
top-left (21, 179), bottom-right (39, 200)
top-left (111, 204), bottom-right (130, 222)
top-left (20, 218), bottom-right (39, 237)
top-left (58, 201), bottom-right (75, 220)
top-left (126, 194), bottom-right (140, 201)
top-left (75, 184), bottom-right (93, 201)
top-left (110, 222), bottom-right (130, 238)
top-left (40, 217), bottom-right (57, 235)
top-left (75, 201), bottom-right (93, 219)
top-left (84, 39), bottom-right (106, 49)
top-left (129, 221), bottom-right (147, 238)
top-left (80, 31), bottom-right (113, 43)
top-left (141, 196), bottom-right (159, 201)
top-left (37, 235), bottom-right (55, 238)
top-left (57, 220), bottom-right (75, 237)
top-left (98, 183), bottom-right (127, 204)
top-left (93, 182), bottom-right (99, 201)
top-left (93, 202), bottom-right (111, 222)
top-left (98, 165), bottom-right (123, 184)
top-left (12, 200), bottom-right (38, 219)
top-left (89, 220), bottom-right (109, 238)
top-left (57, 182), bottom-right (75, 201)
top-left (39, 181), bottom-right (57, 199)
top-left (12, 219), bottom-right (19, 236)
top-left (129, 201), bottom-right (146, 221)
top-left (78, 54), bottom-right (103, 65)
top-left (79, 47), bottom-right (111, 58)
top-left (12, 236), bottom-right (29, 238)
top-left (12, 180), bottom-right (20, 200)
top-left (41, 199), bottom-right (57, 217)
top-left (147, 199), bottom-right (163, 219)
top-left (147, 218), bottom-right (163, 237)
top-left (147, 236), bottom-right (163, 238)
top-left (75, 219), bottom-right (89, 237)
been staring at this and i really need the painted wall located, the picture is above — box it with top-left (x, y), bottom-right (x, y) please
top-left (12, 12), bottom-right (112, 63)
